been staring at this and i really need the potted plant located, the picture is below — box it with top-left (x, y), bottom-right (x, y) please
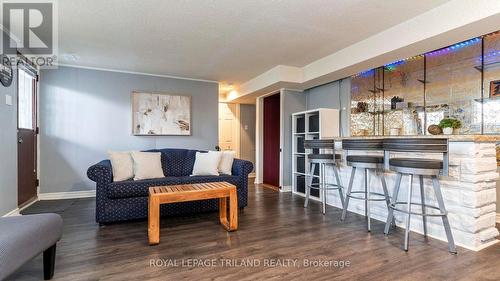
top-left (438, 118), bottom-right (461, 135)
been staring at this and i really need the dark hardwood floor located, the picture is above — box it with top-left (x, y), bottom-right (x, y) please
top-left (10, 184), bottom-right (500, 281)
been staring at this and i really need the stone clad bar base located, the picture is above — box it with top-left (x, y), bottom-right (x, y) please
top-left (319, 139), bottom-right (499, 251)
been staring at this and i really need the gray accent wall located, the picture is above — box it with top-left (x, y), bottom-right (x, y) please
top-left (39, 66), bottom-right (219, 194)
top-left (239, 104), bottom-right (256, 172)
top-left (281, 89), bottom-right (306, 187)
top-left (304, 78), bottom-right (351, 136)
top-left (0, 67), bottom-right (18, 215)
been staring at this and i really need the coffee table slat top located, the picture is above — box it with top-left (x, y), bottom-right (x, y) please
top-left (149, 182), bottom-right (235, 195)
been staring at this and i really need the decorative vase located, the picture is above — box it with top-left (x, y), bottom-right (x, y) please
top-left (427, 125), bottom-right (442, 135)
top-left (443, 127), bottom-right (453, 135)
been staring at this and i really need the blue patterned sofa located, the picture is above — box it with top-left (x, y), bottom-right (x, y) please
top-left (87, 149), bottom-right (253, 224)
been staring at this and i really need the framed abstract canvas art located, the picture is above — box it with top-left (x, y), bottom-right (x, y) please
top-left (490, 80), bottom-right (500, 98)
top-left (132, 91), bottom-right (191, 135)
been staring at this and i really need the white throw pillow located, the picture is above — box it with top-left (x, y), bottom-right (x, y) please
top-left (107, 151), bottom-right (134, 182)
top-left (215, 151), bottom-right (235, 175)
top-left (130, 152), bottom-right (164, 180)
top-left (192, 151), bottom-right (223, 176)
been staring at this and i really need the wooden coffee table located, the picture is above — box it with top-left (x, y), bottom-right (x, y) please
top-left (148, 182), bottom-right (238, 245)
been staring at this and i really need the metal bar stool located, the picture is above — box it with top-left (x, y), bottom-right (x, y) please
top-left (383, 138), bottom-right (456, 253)
top-left (303, 139), bottom-right (345, 214)
top-left (340, 139), bottom-right (393, 232)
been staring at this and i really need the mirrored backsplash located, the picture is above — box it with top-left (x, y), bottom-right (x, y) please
top-left (350, 31), bottom-right (500, 136)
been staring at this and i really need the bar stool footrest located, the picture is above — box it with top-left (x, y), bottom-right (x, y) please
top-left (390, 202), bottom-right (446, 217)
top-left (308, 183), bottom-right (343, 191)
top-left (347, 191), bottom-right (387, 202)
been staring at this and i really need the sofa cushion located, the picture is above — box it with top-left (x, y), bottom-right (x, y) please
top-left (145, 149), bottom-right (199, 177)
top-left (107, 175), bottom-right (239, 199)
top-left (107, 151), bottom-right (134, 181)
top-left (131, 151), bottom-right (164, 180)
top-left (192, 151), bottom-right (223, 176)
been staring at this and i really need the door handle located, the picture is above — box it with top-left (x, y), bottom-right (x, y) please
top-left (18, 137), bottom-right (23, 144)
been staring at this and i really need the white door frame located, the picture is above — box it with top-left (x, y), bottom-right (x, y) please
top-left (255, 90), bottom-right (283, 189)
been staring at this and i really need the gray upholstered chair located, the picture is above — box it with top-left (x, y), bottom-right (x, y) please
top-left (0, 213), bottom-right (63, 280)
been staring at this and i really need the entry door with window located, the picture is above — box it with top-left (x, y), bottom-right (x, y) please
top-left (17, 65), bottom-right (38, 206)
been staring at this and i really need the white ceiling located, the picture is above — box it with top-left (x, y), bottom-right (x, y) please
top-left (58, 0), bottom-right (451, 85)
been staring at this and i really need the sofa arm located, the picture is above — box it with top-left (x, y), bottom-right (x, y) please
top-left (231, 159), bottom-right (254, 177)
top-left (87, 160), bottom-right (113, 184)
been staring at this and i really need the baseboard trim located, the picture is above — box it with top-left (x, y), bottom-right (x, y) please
top-left (2, 197), bottom-right (39, 217)
top-left (2, 208), bottom-right (20, 217)
top-left (39, 190), bottom-right (96, 200)
top-left (280, 185), bottom-right (292, 192)
top-left (248, 173), bottom-right (256, 178)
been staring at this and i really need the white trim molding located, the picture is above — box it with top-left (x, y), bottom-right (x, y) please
top-left (57, 63), bottom-right (219, 84)
top-left (2, 208), bottom-right (20, 217)
top-left (39, 190), bottom-right (96, 200)
top-left (2, 198), bottom-right (38, 217)
top-left (496, 213), bottom-right (500, 224)
top-left (280, 185), bottom-right (292, 192)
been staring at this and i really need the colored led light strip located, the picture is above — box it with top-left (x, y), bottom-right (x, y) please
top-left (354, 34), bottom-right (491, 77)
top-left (426, 37), bottom-right (480, 57)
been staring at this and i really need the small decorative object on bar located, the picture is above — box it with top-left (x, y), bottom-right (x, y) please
top-left (439, 118), bottom-right (461, 135)
top-left (132, 91), bottom-right (191, 136)
top-left (427, 124), bottom-right (442, 135)
top-left (490, 80), bottom-right (500, 98)
top-left (356, 101), bottom-right (368, 113)
top-left (390, 96), bottom-right (404, 110)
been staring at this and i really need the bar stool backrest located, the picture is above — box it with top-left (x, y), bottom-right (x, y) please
top-left (303, 139), bottom-right (335, 149)
top-left (383, 138), bottom-right (449, 176)
top-left (383, 138), bottom-right (448, 153)
top-left (342, 139), bottom-right (383, 151)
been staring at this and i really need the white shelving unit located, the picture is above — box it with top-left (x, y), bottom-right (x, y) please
top-left (291, 108), bottom-right (340, 199)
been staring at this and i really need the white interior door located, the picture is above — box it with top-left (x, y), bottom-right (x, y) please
top-left (218, 103), bottom-right (240, 157)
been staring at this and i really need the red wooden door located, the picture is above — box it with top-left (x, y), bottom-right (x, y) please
top-left (263, 93), bottom-right (280, 187)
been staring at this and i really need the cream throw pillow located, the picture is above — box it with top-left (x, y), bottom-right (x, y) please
top-left (130, 152), bottom-right (164, 180)
top-left (192, 151), bottom-right (223, 176)
top-left (107, 151), bottom-right (134, 181)
top-left (216, 151), bottom-right (235, 175)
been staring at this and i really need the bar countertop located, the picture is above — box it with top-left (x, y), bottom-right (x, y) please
top-left (332, 134), bottom-right (500, 142)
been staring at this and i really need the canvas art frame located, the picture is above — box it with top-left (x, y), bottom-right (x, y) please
top-left (132, 91), bottom-right (191, 136)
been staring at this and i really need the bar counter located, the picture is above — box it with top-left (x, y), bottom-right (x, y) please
top-left (322, 135), bottom-right (499, 251)
top-left (332, 134), bottom-right (500, 142)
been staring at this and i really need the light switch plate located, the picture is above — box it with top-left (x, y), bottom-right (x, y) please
top-left (5, 95), bottom-right (12, 106)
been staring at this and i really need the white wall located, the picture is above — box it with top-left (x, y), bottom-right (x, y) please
top-left (0, 65), bottom-right (18, 216)
top-left (239, 104), bottom-right (256, 171)
top-left (304, 78), bottom-right (351, 136)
